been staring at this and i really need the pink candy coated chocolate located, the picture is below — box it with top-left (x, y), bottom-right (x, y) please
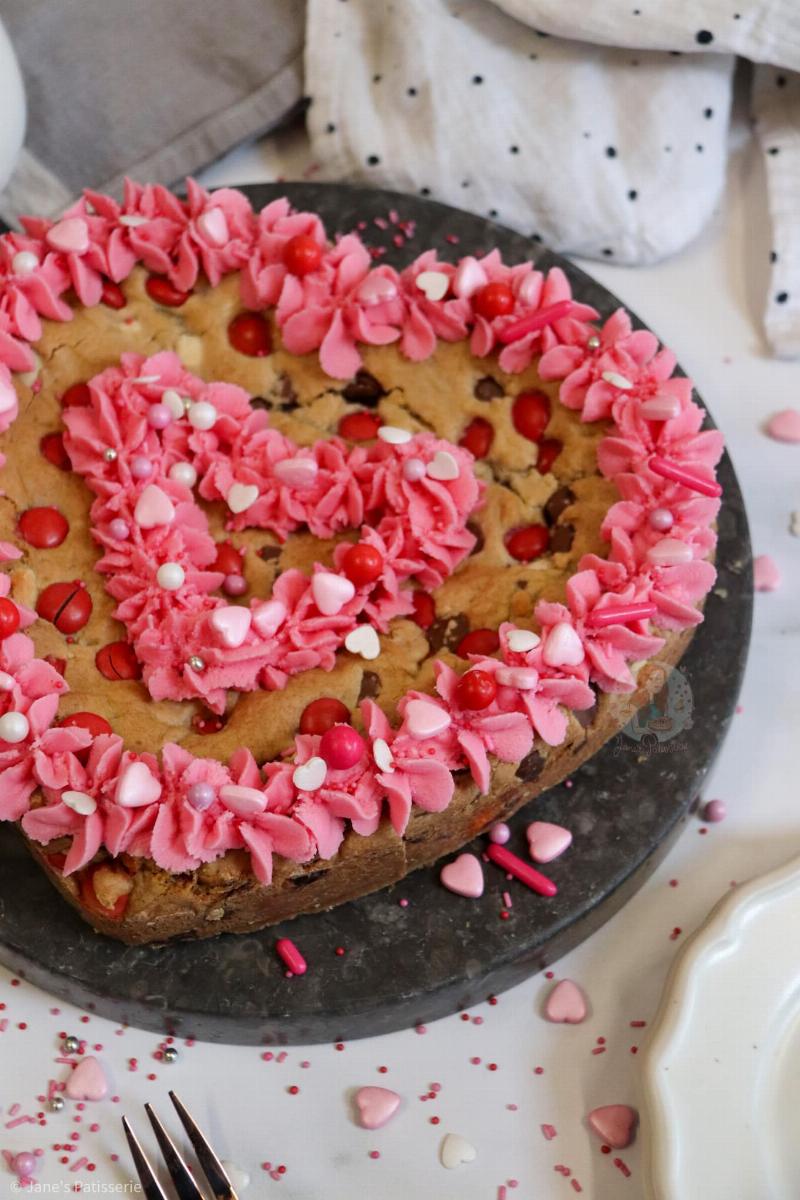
top-left (587, 1104), bottom-right (638, 1149)
top-left (440, 852), bottom-right (484, 898)
top-left (65, 1056), bottom-right (108, 1101)
top-left (527, 820), bottom-right (572, 863)
top-left (355, 1086), bottom-right (401, 1129)
top-left (765, 408), bottom-right (800, 443)
top-left (544, 979), bottom-right (588, 1024)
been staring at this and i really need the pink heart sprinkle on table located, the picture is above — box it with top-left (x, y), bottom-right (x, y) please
top-left (587, 1104), bottom-right (638, 1149)
top-left (355, 1086), bottom-right (401, 1129)
top-left (765, 408), bottom-right (800, 443)
top-left (527, 821), bottom-right (573, 863)
top-left (65, 1056), bottom-right (108, 1102)
top-left (544, 979), bottom-right (588, 1024)
top-left (440, 853), bottom-right (484, 898)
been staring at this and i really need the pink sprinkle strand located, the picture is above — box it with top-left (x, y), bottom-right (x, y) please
top-left (649, 455), bottom-right (723, 498)
top-left (586, 602), bottom-right (657, 629)
top-left (497, 300), bottom-right (575, 344)
top-left (486, 844), bottom-right (557, 897)
top-left (275, 938), bottom-right (307, 976)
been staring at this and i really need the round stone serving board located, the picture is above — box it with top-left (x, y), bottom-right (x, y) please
top-left (0, 183), bottom-right (752, 1044)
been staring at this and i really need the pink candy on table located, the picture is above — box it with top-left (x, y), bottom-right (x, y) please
top-left (754, 554), bottom-right (781, 592)
top-left (765, 408), bottom-right (800, 443)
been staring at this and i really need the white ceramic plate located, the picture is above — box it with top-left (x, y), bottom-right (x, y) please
top-left (642, 852), bottom-right (800, 1200)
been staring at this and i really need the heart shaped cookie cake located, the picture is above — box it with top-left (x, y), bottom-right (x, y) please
top-left (0, 182), bottom-right (722, 943)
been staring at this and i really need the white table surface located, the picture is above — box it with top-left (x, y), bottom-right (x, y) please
top-left (1, 118), bottom-right (797, 1200)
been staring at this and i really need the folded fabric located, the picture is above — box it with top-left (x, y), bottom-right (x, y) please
top-left (305, 0), bottom-right (800, 357)
top-left (0, 0), bottom-right (305, 223)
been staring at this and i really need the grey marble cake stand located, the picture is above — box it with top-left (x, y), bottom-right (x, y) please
top-left (0, 184), bottom-right (752, 1044)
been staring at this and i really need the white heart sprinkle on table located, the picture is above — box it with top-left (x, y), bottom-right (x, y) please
top-left (440, 1133), bottom-right (477, 1169)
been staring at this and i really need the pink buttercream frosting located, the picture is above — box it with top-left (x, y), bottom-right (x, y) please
top-left (0, 181), bottom-right (722, 886)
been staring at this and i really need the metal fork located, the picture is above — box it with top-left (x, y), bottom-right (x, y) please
top-left (122, 1090), bottom-right (239, 1200)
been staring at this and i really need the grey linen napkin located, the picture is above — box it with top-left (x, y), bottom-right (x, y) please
top-left (0, 0), bottom-right (305, 223)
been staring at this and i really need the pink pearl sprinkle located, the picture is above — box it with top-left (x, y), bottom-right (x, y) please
top-left (147, 403), bottom-right (172, 429)
top-left (108, 518), bottom-right (130, 541)
top-left (648, 507), bottom-right (674, 532)
top-left (489, 822), bottom-right (511, 845)
top-left (222, 573), bottom-right (248, 596)
top-left (702, 799), bottom-right (727, 823)
top-left (130, 455), bottom-right (153, 479)
top-left (403, 457), bottom-right (426, 483)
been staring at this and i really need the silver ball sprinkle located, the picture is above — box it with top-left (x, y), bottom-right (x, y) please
top-left (163, 1045), bottom-right (179, 1064)
top-left (50, 1095), bottom-right (65, 1113)
top-left (62, 1035), bottom-right (80, 1053)
top-left (103, 447), bottom-right (118, 463)
top-left (187, 655), bottom-right (206, 672)
top-left (587, 335), bottom-right (601, 351)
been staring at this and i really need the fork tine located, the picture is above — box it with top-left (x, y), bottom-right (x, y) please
top-left (122, 1116), bottom-right (170, 1200)
top-left (145, 1104), bottom-right (206, 1200)
top-left (168, 1091), bottom-right (239, 1200)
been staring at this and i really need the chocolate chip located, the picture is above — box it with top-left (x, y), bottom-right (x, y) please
top-left (358, 671), bottom-right (382, 700)
top-left (517, 749), bottom-right (544, 782)
top-left (474, 375), bottom-right (504, 401)
top-left (427, 612), bottom-right (470, 654)
top-left (549, 523), bottom-right (575, 553)
top-left (575, 701), bottom-right (597, 729)
top-left (292, 869), bottom-right (327, 888)
top-left (342, 370), bottom-right (385, 407)
top-left (250, 394), bottom-right (270, 411)
top-left (259, 544), bottom-right (281, 561)
top-left (467, 521), bottom-right (485, 554)
top-left (544, 485), bottom-right (575, 525)
top-left (275, 373), bottom-right (299, 410)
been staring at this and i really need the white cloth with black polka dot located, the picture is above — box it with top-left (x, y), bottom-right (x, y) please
top-left (306, 0), bottom-right (800, 356)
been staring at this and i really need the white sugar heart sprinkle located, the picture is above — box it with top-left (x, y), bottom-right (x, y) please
top-left (130, 374), bottom-right (160, 385)
top-left (292, 756), bottom-right (327, 792)
top-left (506, 628), bottom-right (540, 653)
top-left (440, 1133), bottom-right (477, 1169)
top-left (373, 737), bottom-right (394, 773)
top-left (210, 605), bottom-right (252, 648)
top-left (426, 451), bottom-right (459, 481)
top-left (415, 270), bottom-right (449, 302)
top-left (602, 370), bottom-right (634, 390)
top-left (405, 698), bottom-right (451, 739)
top-left (252, 599), bottom-right (287, 638)
top-left (542, 622), bottom-right (584, 668)
top-left (196, 206), bottom-right (229, 247)
top-left (219, 784), bottom-right (267, 817)
top-left (452, 255), bottom-right (488, 299)
top-left (162, 389), bottom-right (187, 419)
top-left (119, 214), bottom-right (149, 228)
top-left (377, 425), bottom-right (413, 445)
top-left (0, 671), bottom-right (15, 691)
top-left (61, 790), bottom-right (97, 816)
top-left (227, 483), bottom-right (259, 514)
top-left (312, 572), bottom-right (356, 617)
top-left (344, 625), bottom-right (380, 660)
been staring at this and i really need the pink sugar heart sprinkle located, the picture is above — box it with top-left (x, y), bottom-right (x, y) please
top-left (587, 1104), bottom-right (638, 1149)
top-left (440, 853), bottom-right (484, 899)
top-left (765, 408), bottom-right (800, 443)
top-left (527, 821), bottom-right (572, 864)
top-left (355, 1086), bottom-right (401, 1130)
top-left (544, 979), bottom-right (588, 1024)
top-left (754, 554), bottom-right (781, 592)
top-left (64, 1056), bottom-right (108, 1102)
